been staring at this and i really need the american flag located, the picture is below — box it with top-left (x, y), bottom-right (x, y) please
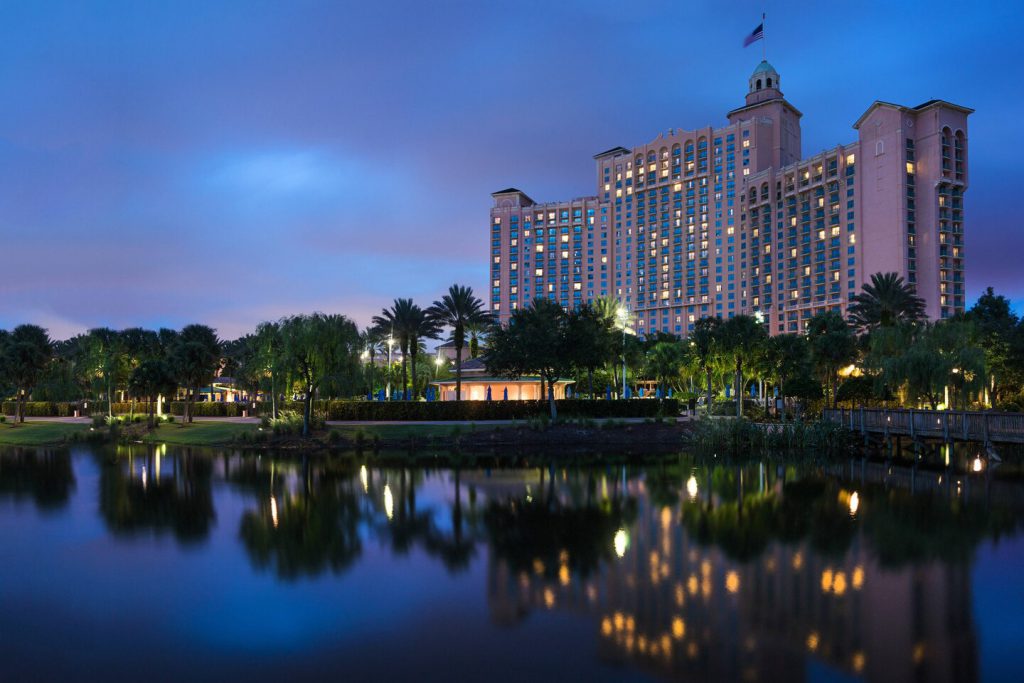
top-left (743, 21), bottom-right (764, 47)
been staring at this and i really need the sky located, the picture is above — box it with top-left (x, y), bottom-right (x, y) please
top-left (1, 0), bottom-right (1021, 340)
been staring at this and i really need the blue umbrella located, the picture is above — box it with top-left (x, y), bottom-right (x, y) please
top-left (638, 387), bottom-right (645, 398)
top-left (606, 386), bottom-right (612, 401)
top-left (668, 388), bottom-right (673, 398)
top-left (656, 387), bottom-right (663, 399)
top-left (750, 385), bottom-right (757, 397)
top-left (625, 385), bottom-right (632, 399)
top-left (486, 386), bottom-right (492, 401)
top-left (426, 387), bottom-right (434, 402)
top-left (503, 387), bottom-right (508, 401)
top-left (725, 384), bottom-right (731, 398)
top-left (367, 391), bottom-right (373, 401)
top-left (377, 389), bottom-right (385, 402)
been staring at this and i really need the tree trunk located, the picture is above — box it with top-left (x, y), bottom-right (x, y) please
top-left (588, 368), bottom-right (594, 399)
top-left (107, 381), bottom-right (113, 419)
top-left (401, 346), bottom-right (409, 401)
top-left (705, 370), bottom-right (713, 417)
top-left (455, 340), bottom-right (463, 401)
top-left (17, 390), bottom-right (25, 424)
top-left (411, 349), bottom-right (418, 401)
top-left (548, 378), bottom-right (557, 421)
top-left (735, 360), bottom-right (743, 419)
top-left (303, 384), bottom-right (313, 437)
top-left (270, 375), bottom-right (278, 420)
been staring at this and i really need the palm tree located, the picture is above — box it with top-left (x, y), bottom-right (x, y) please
top-left (406, 306), bottom-right (441, 399)
top-left (373, 298), bottom-right (419, 400)
top-left (427, 285), bottom-right (492, 401)
top-left (848, 272), bottom-right (926, 333)
top-left (359, 327), bottom-right (382, 396)
top-left (689, 317), bottom-right (721, 416)
top-left (719, 315), bottom-right (768, 418)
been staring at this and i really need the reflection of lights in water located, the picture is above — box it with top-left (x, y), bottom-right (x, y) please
top-left (849, 491), bottom-right (860, 516)
top-left (601, 617), bottom-right (612, 636)
top-left (792, 552), bottom-right (803, 570)
top-left (543, 588), bottom-right (555, 609)
top-left (972, 457), bottom-right (983, 472)
top-left (672, 617), bottom-right (686, 640)
top-left (384, 484), bottom-right (394, 520)
top-left (614, 528), bottom-right (629, 558)
top-left (852, 566), bottom-right (865, 590)
top-left (359, 465), bottom-right (368, 493)
top-left (852, 651), bottom-right (866, 673)
top-left (270, 496), bottom-right (279, 528)
top-left (821, 568), bottom-right (833, 593)
top-left (686, 475), bottom-right (699, 499)
top-left (559, 564), bottom-right (570, 586)
top-left (141, 466), bottom-right (147, 490)
top-left (660, 506), bottom-right (672, 528)
top-left (687, 575), bottom-right (698, 595)
top-left (725, 570), bottom-right (740, 594)
top-left (533, 559), bottom-right (545, 575)
top-left (912, 642), bottom-right (926, 664)
top-left (806, 631), bottom-right (820, 652)
top-left (833, 571), bottom-right (847, 596)
top-left (613, 612), bottom-right (624, 631)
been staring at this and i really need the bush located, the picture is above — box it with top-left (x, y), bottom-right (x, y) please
top-left (689, 417), bottom-right (856, 457)
top-left (0, 415), bottom-right (5, 424)
top-left (258, 398), bottom-right (679, 422)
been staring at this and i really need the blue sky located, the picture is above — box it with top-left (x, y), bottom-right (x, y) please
top-left (1, 0), bottom-right (1020, 339)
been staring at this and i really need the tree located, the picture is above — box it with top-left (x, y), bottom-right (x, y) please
top-left (171, 324), bottom-right (221, 424)
top-left (487, 299), bottom-right (569, 420)
top-left (82, 327), bottom-right (125, 418)
top-left (1, 325), bottom-right (53, 423)
top-left (406, 305), bottom-right (441, 400)
top-left (689, 317), bottom-right (722, 416)
top-left (966, 287), bottom-right (1023, 405)
top-left (719, 315), bottom-right (768, 418)
top-left (565, 304), bottom-right (616, 398)
top-left (129, 360), bottom-right (177, 427)
top-left (280, 313), bottom-right (360, 436)
top-left (848, 272), bottom-right (926, 333)
top-left (373, 298), bottom-right (420, 400)
top-left (768, 334), bottom-right (811, 421)
top-left (645, 341), bottom-right (684, 396)
top-left (807, 311), bottom-right (857, 408)
top-left (426, 285), bottom-right (492, 401)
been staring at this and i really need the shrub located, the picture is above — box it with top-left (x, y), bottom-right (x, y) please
top-left (257, 398), bottom-right (679, 422)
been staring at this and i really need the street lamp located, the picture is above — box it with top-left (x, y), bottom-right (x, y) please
top-left (617, 305), bottom-right (629, 399)
top-left (386, 333), bottom-right (395, 401)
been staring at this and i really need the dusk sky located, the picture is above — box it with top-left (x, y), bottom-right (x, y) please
top-left (1, 0), bottom-right (1020, 340)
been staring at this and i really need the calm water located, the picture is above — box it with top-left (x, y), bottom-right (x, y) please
top-left (1, 445), bottom-right (1022, 682)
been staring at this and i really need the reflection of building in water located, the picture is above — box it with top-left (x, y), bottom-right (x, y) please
top-left (486, 471), bottom-right (977, 683)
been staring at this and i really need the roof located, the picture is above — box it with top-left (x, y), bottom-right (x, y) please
top-left (727, 97), bottom-right (803, 120)
top-left (752, 60), bottom-right (777, 75)
top-left (430, 377), bottom-right (574, 385)
top-left (592, 146), bottom-right (631, 160)
top-left (491, 187), bottom-right (526, 196)
top-left (853, 99), bottom-right (974, 129)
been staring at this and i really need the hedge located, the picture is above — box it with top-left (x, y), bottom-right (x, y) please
top-left (282, 398), bottom-right (679, 421)
top-left (3, 398), bottom-right (679, 421)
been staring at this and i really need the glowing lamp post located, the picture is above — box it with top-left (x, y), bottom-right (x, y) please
top-left (386, 334), bottom-right (395, 401)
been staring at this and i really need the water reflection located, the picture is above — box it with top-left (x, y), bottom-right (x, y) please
top-left (0, 447), bottom-right (75, 510)
top-left (1, 446), bottom-right (1021, 682)
top-left (98, 444), bottom-right (215, 542)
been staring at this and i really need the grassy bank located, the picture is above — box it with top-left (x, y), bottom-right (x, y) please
top-left (141, 422), bottom-right (257, 446)
top-left (0, 422), bottom-right (88, 446)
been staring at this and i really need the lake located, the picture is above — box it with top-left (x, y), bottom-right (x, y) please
top-left (1, 444), bottom-right (1021, 682)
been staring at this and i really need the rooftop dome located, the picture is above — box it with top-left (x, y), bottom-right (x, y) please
top-left (752, 60), bottom-right (777, 75)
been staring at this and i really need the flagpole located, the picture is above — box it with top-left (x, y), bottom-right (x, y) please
top-left (762, 12), bottom-right (767, 61)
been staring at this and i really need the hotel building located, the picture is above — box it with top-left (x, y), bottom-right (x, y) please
top-left (489, 61), bottom-right (971, 336)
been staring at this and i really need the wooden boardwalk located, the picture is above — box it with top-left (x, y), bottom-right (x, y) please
top-left (822, 408), bottom-right (1024, 445)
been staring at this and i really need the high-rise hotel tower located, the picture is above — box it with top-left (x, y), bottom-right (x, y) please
top-left (489, 62), bottom-right (971, 336)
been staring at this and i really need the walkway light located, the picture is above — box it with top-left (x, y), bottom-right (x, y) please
top-left (848, 491), bottom-right (860, 516)
top-left (384, 484), bottom-right (394, 520)
top-left (686, 475), bottom-right (699, 499)
top-left (972, 457), bottom-right (983, 472)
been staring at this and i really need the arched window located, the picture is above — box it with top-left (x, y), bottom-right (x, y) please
top-left (756, 79), bottom-right (762, 90)
top-left (766, 77), bottom-right (772, 87)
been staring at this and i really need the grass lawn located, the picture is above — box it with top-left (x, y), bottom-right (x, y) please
top-left (143, 422), bottom-right (257, 446)
top-left (0, 421), bottom-right (88, 446)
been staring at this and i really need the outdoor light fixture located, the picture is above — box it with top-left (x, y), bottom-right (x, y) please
top-left (614, 528), bottom-right (629, 558)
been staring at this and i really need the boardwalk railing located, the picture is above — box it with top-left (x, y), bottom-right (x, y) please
top-left (822, 408), bottom-right (1024, 445)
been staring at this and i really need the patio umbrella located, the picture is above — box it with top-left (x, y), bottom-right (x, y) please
top-left (503, 387), bottom-right (508, 401)
top-left (625, 386), bottom-right (632, 399)
top-left (668, 388), bottom-right (673, 398)
top-left (638, 387), bottom-right (645, 398)
top-left (486, 386), bottom-right (492, 401)
top-left (367, 391), bottom-right (373, 401)
top-left (656, 387), bottom-right (663, 399)
top-left (606, 386), bottom-right (612, 401)
top-left (377, 389), bottom-right (385, 402)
